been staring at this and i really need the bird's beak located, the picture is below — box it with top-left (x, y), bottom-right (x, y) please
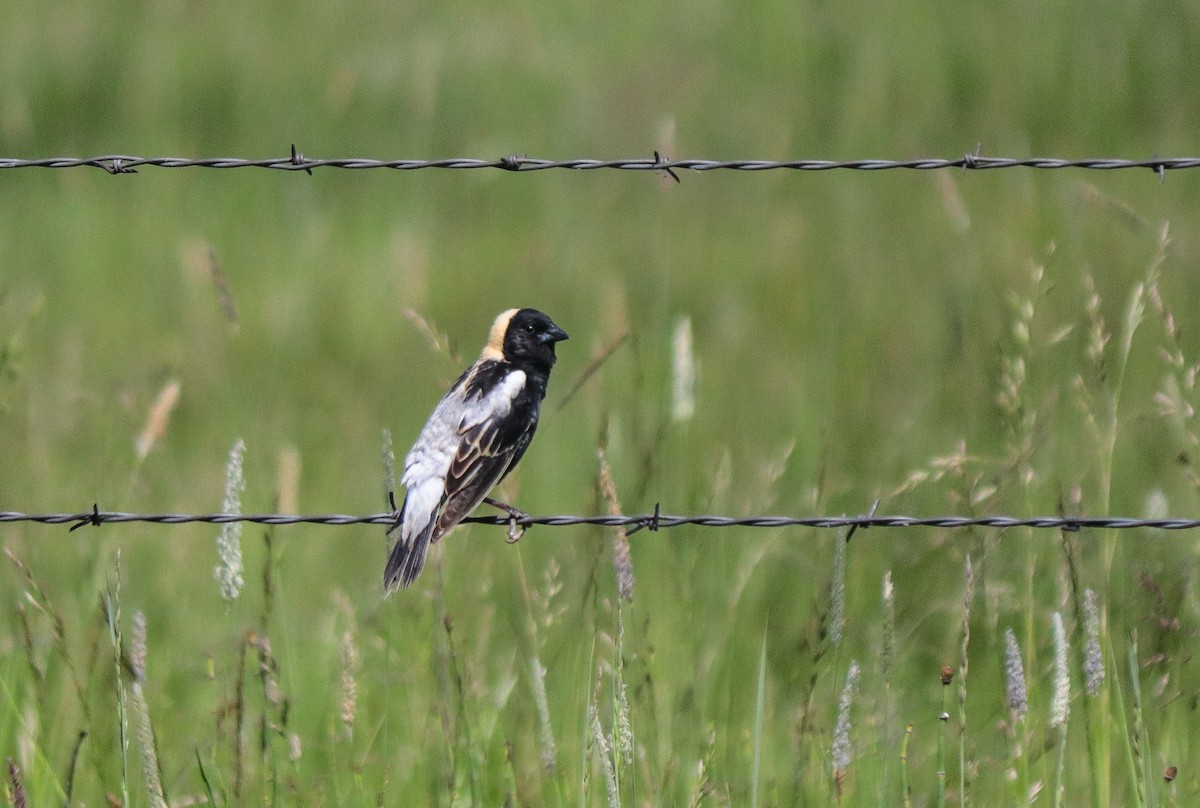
top-left (542, 324), bottom-right (569, 343)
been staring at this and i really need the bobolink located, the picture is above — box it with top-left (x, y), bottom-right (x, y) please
top-left (384, 308), bottom-right (569, 590)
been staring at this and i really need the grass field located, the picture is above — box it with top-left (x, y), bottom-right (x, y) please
top-left (4, 0), bottom-right (1200, 805)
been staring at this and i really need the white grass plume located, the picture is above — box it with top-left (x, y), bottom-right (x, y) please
top-left (214, 438), bottom-right (246, 601)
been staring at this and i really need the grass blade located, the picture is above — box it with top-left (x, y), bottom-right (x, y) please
top-left (751, 627), bottom-right (767, 808)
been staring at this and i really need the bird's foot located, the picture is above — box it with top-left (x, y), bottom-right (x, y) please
top-left (484, 497), bottom-right (529, 543)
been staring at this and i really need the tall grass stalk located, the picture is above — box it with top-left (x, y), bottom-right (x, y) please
top-left (231, 633), bottom-right (249, 802)
top-left (527, 656), bottom-right (556, 776)
top-left (515, 545), bottom-right (566, 805)
top-left (1069, 536), bottom-right (1109, 808)
top-left (831, 660), bottom-right (860, 803)
top-left (900, 724), bottom-right (913, 808)
top-left (381, 427), bottom-right (397, 509)
top-left (103, 550), bottom-right (132, 808)
top-left (1003, 627), bottom-right (1029, 804)
top-left (829, 525), bottom-right (848, 646)
top-left (609, 598), bottom-right (633, 805)
top-left (998, 258), bottom-right (1047, 702)
top-left (195, 749), bottom-right (219, 807)
top-left (1069, 233), bottom-right (1170, 808)
top-left (1126, 632), bottom-right (1154, 808)
top-left (1076, 253), bottom-right (1168, 807)
top-left (1060, 525), bottom-right (1098, 808)
top-left (579, 634), bottom-right (597, 808)
top-left (130, 612), bottom-right (167, 808)
top-left (937, 665), bottom-right (952, 808)
top-left (215, 438), bottom-right (247, 602)
top-left (1082, 590), bottom-right (1105, 699)
top-left (958, 555), bottom-right (976, 806)
top-left (339, 628), bottom-right (358, 740)
top-left (255, 635), bottom-right (287, 804)
top-left (881, 570), bottom-right (896, 804)
top-left (751, 628), bottom-right (767, 808)
top-left (591, 696), bottom-right (621, 808)
top-left (598, 448), bottom-right (634, 602)
top-left (1088, 226), bottom-right (1169, 589)
top-left (63, 731), bottom-right (85, 805)
top-left (380, 427), bottom-right (396, 790)
top-left (1050, 612), bottom-right (1071, 808)
top-left (1110, 632), bottom-right (1146, 808)
top-left (441, 612), bottom-right (480, 804)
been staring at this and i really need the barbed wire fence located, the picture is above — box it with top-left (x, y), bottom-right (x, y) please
top-left (1, 148), bottom-right (1198, 180)
top-left (3, 509), bottom-right (1199, 535)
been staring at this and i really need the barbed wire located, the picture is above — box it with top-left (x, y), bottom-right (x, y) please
top-left (0, 149), bottom-right (1196, 179)
top-left (2, 508), bottom-right (1198, 534)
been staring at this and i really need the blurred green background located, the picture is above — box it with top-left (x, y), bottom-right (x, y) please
top-left (3, 0), bottom-right (1200, 804)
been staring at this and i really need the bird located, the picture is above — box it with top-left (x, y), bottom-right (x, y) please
top-left (384, 308), bottom-right (569, 590)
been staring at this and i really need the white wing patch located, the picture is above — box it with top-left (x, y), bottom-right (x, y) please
top-left (462, 370), bottom-right (526, 428)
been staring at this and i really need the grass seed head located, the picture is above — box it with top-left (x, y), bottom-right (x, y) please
top-left (831, 660), bottom-right (860, 773)
top-left (1083, 589), bottom-right (1105, 695)
top-left (215, 439), bottom-right (247, 601)
top-left (1050, 613), bottom-right (1070, 729)
top-left (1003, 628), bottom-right (1028, 720)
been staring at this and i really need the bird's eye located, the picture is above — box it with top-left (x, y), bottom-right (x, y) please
top-left (526, 322), bottom-right (536, 333)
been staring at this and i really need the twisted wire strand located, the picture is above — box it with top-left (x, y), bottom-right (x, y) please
top-left (2, 509), bottom-right (1197, 533)
top-left (0, 153), bottom-right (1196, 175)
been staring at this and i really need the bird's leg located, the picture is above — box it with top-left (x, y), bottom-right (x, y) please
top-left (484, 496), bottom-right (529, 543)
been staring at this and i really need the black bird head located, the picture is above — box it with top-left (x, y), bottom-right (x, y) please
top-left (488, 308), bottom-right (569, 370)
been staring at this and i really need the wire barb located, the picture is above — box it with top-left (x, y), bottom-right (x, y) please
top-left (290, 143), bottom-right (313, 176)
top-left (624, 501), bottom-right (662, 536)
top-left (68, 503), bottom-right (102, 532)
top-left (844, 499), bottom-right (881, 543)
top-left (104, 158), bottom-right (137, 175)
top-left (654, 151), bottom-right (681, 183)
top-left (1152, 154), bottom-right (1166, 185)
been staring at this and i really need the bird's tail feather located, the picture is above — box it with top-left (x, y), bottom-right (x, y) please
top-left (384, 518), bottom-right (435, 591)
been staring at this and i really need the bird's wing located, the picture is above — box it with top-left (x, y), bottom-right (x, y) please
top-left (433, 415), bottom-right (520, 541)
top-left (432, 368), bottom-right (532, 540)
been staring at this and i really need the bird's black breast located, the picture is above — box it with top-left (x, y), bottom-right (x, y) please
top-left (460, 359), bottom-right (548, 475)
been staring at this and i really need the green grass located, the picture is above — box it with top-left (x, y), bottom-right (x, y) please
top-left (4, 0), bottom-right (1200, 804)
